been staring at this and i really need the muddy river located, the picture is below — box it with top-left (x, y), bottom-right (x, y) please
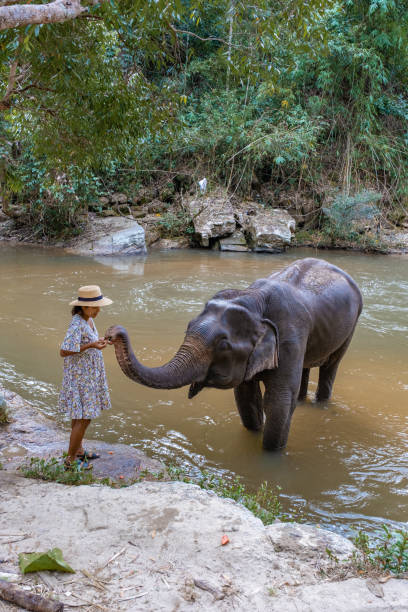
top-left (0, 245), bottom-right (407, 536)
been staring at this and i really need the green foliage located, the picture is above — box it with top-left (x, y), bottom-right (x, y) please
top-left (167, 465), bottom-right (289, 524)
top-left (2, 0), bottom-right (408, 237)
top-left (157, 208), bottom-right (194, 238)
top-left (353, 525), bottom-right (408, 574)
top-left (322, 190), bottom-right (382, 242)
top-left (21, 456), bottom-right (96, 485)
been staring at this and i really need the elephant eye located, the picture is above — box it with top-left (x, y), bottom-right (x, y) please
top-left (218, 339), bottom-right (231, 351)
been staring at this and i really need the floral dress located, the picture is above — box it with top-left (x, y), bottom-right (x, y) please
top-left (59, 314), bottom-right (111, 419)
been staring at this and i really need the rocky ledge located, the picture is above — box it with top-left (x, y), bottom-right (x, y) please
top-left (0, 385), bottom-right (163, 481)
top-left (1, 387), bottom-right (408, 610)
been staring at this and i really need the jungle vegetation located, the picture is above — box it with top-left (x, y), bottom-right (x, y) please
top-left (1, 0), bottom-right (408, 237)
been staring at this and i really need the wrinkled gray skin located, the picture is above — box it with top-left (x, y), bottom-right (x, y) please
top-left (106, 258), bottom-right (363, 450)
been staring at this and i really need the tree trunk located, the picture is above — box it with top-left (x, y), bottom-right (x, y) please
top-left (0, 0), bottom-right (89, 32)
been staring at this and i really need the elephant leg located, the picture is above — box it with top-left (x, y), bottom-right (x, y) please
top-left (262, 364), bottom-right (303, 450)
top-left (316, 333), bottom-right (354, 401)
top-left (262, 388), bottom-right (297, 450)
top-left (234, 380), bottom-right (263, 431)
top-left (297, 368), bottom-right (310, 401)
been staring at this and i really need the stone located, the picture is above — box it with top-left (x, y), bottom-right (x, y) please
top-left (98, 196), bottom-right (110, 207)
top-left (241, 206), bottom-right (296, 252)
top-left (267, 522), bottom-right (355, 561)
top-left (150, 237), bottom-right (190, 250)
top-left (143, 226), bottom-right (161, 246)
top-left (186, 193), bottom-right (236, 247)
top-left (65, 214), bottom-right (146, 255)
top-left (100, 208), bottom-right (118, 217)
top-left (111, 192), bottom-right (128, 204)
top-left (219, 230), bottom-right (249, 252)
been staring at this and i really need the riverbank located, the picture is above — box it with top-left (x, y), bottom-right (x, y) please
top-left (1, 197), bottom-right (408, 255)
top-left (2, 387), bottom-right (408, 610)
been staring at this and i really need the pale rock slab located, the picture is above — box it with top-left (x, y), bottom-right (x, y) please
top-left (65, 214), bottom-right (146, 255)
top-left (244, 207), bottom-right (296, 252)
top-left (187, 195), bottom-right (236, 247)
top-left (267, 522), bottom-right (355, 561)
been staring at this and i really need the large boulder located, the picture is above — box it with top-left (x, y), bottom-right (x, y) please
top-left (237, 204), bottom-right (295, 252)
top-left (187, 194), bottom-right (236, 247)
top-left (186, 194), bottom-right (296, 252)
top-left (65, 214), bottom-right (146, 255)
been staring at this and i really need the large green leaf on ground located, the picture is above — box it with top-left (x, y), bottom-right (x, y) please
top-left (18, 548), bottom-right (75, 574)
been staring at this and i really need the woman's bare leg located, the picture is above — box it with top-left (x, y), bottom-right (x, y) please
top-left (67, 419), bottom-right (91, 463)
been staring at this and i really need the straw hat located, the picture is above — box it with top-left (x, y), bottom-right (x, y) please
top-left (70, 285), bottom-right (113, 307)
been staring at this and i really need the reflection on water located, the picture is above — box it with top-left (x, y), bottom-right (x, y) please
top-left (0, 245), bottom-right (407, 536)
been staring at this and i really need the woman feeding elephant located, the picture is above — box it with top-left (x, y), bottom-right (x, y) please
top-left (59, 285), bottom-right (113, 469)
top-left (105, 258), bottom-right (363, 451)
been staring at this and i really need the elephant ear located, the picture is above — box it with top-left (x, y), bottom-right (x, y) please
top-left (245, 318), bottom-right (279, 381)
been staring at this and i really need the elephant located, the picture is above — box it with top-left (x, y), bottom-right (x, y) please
top-left (105, 257), bottom-right (363, 450)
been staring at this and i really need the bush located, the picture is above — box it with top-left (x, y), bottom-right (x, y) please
top-left (353, 525), bottom-right (408, 575)
top-left (322, 190), bottom-right (382, 243)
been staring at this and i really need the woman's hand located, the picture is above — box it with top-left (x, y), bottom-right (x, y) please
top-left (92, 339), bottom-right (108, 350)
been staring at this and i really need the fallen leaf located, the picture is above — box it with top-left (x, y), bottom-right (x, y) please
top-left (19, 548), bottom-right (75, 574)
top-left (221, 535), bottom-right (230, 546)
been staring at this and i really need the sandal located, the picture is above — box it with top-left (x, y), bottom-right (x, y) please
top-left (76, 451), bottom-right (100, 461)
top-left (64, 458), bottom-right (92, 471)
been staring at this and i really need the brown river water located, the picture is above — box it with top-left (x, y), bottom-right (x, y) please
top-left (0, 245), bottom-right (407, 536)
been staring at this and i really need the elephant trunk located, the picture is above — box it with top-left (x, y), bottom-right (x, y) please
top-left (105, 325), bottom-right (210, 390)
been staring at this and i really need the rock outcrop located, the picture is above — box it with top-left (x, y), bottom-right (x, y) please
top-left (187, 195), bottom-right (236, 247)
top-left (0, 385), bottom-right (163, 481)
top-left (64, 214), bottom-right (146, 256)
top-left (186, 192), bottom-right (296, 252)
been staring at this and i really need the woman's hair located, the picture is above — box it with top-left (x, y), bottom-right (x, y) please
top-left (71, 305), bottom-right (83, 316)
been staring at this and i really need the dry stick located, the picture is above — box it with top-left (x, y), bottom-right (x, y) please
top-left (0, 536), bottom-right (29, 544)
top-left (69, 592), bottom-right (107, 610)
top-left (96, 547), bottom-right (127, 573)
top-left (80, 570), bottom-right (107, 590)
top-left (0, 579), bottom-right (63, 612)
top-left (118, 592), bottom-right (148, 602)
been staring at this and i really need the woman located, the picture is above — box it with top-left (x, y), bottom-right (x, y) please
top-left (59, 285), bottom-right (112, 469)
